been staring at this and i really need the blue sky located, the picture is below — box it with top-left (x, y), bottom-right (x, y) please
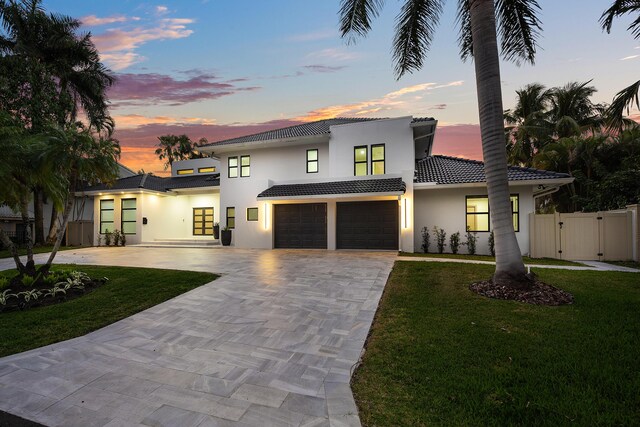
top-left (44, 0), bottom-right (640, 173)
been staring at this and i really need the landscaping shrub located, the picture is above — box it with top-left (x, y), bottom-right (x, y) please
top-left (433, 226), bottom-right (446, 254)
top-left (421, 227), bottom-right (430, 253)
top-left (104, 230), bottom-right (112, 246)
top-left (449, 232), bottom-right (461, 254)
top-left (466, 231), bottom-right (478, 255)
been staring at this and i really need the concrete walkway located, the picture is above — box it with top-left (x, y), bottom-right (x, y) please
top-left (0, 247), bottom-right (396, 427)
top-left (396, 256), bottom-right (640, 272)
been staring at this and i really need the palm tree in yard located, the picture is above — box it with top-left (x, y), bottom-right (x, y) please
top-left (0, 0), bottom-right (116, 244)
top-left (339, 0), bottom-right (541, 287)
top-left (601, 1), bottom-right (640, 129)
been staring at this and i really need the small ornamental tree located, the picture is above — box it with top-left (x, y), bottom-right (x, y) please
top-left (466, 231), bottom-right (478, 255)
top-left (421, 226), bottom-right (430, 253)
top-left (433, 226), bottom-right (447, 254)
top-left (450, 232), bottom-right (461, 254)
top-left (489, 230), bottom-right (496, 257)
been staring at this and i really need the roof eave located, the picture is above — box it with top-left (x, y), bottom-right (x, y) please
top-left (75, 188), bottom-right (167, 197)
top-left (257, 191), bottom-right (405, 201)
top-left (199, 134), bottom-right (329, 154)
top-left (414, 177), bottom-right (574, 189)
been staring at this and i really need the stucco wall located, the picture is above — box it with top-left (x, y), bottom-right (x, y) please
top-left (413, 186), bottom-right (534, 255)
top-left (93, 191), bottom-right (220, 244)
top-left (328, 117), bottom-right (415, 178)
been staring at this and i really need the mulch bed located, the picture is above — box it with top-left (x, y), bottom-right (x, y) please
top-left (469, 279), bottom-right (574, 306)
top-left (0, 279), bottom-right (107, 313)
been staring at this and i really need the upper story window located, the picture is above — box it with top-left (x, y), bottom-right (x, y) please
top-left (121, 198), bottom-right (137, 234)
top-left (307, 149), bottom-right (318, 173)
top-left (240, 155), bottom-right (251, 177)
top-left (466, 194), bottom-right (520, 232)
top-left (354, 146), bottom-right (368, 176)
top-left (228, 157), bottom-right (238, 178)
top-left (371, 144), bottom-right (385, 175)
top-left (198, 166), bottom-right (216, 173)
top-left (100, 199), bottom-right (114, 234)
top-left (177, 169), bottom-right (194, 175)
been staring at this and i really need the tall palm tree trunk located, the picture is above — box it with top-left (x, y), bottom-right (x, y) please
top-left (470, 0), bottom-right (528, 286)
top-left (33, 187), bottom-right (45, 245)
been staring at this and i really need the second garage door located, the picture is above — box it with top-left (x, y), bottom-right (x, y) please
top-left (337, 201), bottom-right (399, 249)
top-left (274, 203), bottom-right (327, 249)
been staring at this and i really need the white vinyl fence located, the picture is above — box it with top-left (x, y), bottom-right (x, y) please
top-left (529, 205), bottom-right (638, 261)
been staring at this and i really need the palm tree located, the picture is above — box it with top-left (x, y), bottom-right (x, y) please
top-left (40, 123), bottom-right (120, 274)
top-left (339, 0), bottom-right (542, 287)
top-left (155, 134), bottom-right (205, 170)
top-left (601, 1), bottom-right (640, 129)
top-left (1, 0), bottom-right (116, 244)
top-left (505, 83), bottom-right (552, 166)
top-left (547, 81), bottom-right (602, 138)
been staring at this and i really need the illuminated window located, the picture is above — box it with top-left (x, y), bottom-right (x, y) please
top-left (371, 144), bottom-right (385, 175)
top-left (193, 207), bottom-right (214, 235)
top-left (465, 194), bottom-right (520, 232)
top-left (307, 149), bottom-right (318, 173)
top-left (241, 155), bottom-right (250, 177)
top-left (247, 207), bottom-right (258, 221)
top-left (177, 169), bottom-right (194, 175)
top-left (354, 146), bottom-right (367, 176)
top-left (121, 199), bottom-right (137, 234)
top-left (100, 199), bottom-right (114, 234)
top-left (198, 166), bottom-right (216, 173)
top-left (226, 207), bottom-right (235, 229)
top-left (228, 157), bottom-right (238, 178)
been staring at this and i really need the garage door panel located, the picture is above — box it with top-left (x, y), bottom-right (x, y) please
top-left (274, 203), bottom-right (327, 249)
top-left (337, 201), bottom-right (398, 250)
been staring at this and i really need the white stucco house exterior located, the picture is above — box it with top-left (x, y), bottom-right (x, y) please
top-left (80, 116), bottom-right (572, 254)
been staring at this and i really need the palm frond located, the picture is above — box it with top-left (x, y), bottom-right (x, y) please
top-left (495, 0), bottom-right (542, 65)
top-left (600, 0), bottom-right (640, 39)
top-left (606, 79), bottom-right (640, 130)
top-left (455, 0), bottom-right (473, 61)
top-left (339, 0), bottom-right (385, 41)
top-left (392, 0), bottom-right (444, 78)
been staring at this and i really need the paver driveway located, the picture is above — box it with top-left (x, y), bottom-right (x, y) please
top-left (0, 247), bottom-right (396, 427)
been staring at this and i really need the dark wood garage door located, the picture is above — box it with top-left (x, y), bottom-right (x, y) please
top-left (274, 203), bottom-right (327, 249)
top-left (337, 201), bottom-right (399, 250)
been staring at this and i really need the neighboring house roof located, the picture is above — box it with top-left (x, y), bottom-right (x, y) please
top-left (81, 173), bottom-right (220, 193)
top-left (201, 117), bottom-right (434, 147)
top-left (0, 205), bottom-right (34, 220)
top-left (415, 155), bottom-right (571, 185)
top-left (257, 177), bottom-right (406, 199)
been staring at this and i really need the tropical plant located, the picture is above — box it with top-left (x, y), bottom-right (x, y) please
top-left (601, 1), bottom-right (640, 130)
top-left (155, 134), bottom-right (207, 170)
top-left (0, 289), bottom-right (17, 307)
top-left (421, 226), bottom-right (431, 253)
top-left (119, 232), bottom-right (126, 246)
top-left (339, 0), bottom-right (542, 287)
top-left (450, 231), bottom-right (461, 254)
top-left (465, 230), bottom-right (478, 255)
top-left (0, 0), bottom-right (116, 244)
top-left (104, 230), bottom-right (112, 246)
top-left (111, 229), bottom-right (121, 247)
top-left (433, 226), bottom-right (446, 254)
top-left (0, 277), bottom-right (8, 290)
top-left (17, 289), bottom-right (40, 303)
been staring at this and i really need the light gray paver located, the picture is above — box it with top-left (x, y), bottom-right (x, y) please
top-left (0, 247), bottom-right (396, 426)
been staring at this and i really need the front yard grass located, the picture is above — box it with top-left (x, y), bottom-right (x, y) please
top-left (0, 265), bottom-right (217, 357)
top-left (399, 251), bottom-right (583, 266)
top-left (353, 261), bottom-right (640, 426)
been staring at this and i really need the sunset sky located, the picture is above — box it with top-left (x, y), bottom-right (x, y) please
top-left (45, 0), bottom-right (640, 175)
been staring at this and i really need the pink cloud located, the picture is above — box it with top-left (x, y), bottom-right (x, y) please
top-left (92, 16), bottom-right (194, 70)
top-left (109, 72), bottom-right (260, 106)
top-left (432, 124), bottom-right (483, 160)
top-left (81, 15), bottom-right (131, 26)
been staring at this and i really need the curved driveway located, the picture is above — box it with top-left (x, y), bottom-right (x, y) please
top-left (0, 247), bottom-right (396, 427)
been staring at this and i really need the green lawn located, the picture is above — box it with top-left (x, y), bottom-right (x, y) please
top-left (399, 251), bottom-right (583, 266)
top-left (0, 245), bottom-right (77, 259)
top-left (0, 265), bottom-right (217, 357)
top-left (353, 261), bottom-right (640, 426)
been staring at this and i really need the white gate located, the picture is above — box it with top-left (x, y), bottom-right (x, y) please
top-left (529, 211), bottom-right (633, 261)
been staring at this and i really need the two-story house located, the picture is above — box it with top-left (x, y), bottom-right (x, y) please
top-left (80, 116), bottom-right (572, 254)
